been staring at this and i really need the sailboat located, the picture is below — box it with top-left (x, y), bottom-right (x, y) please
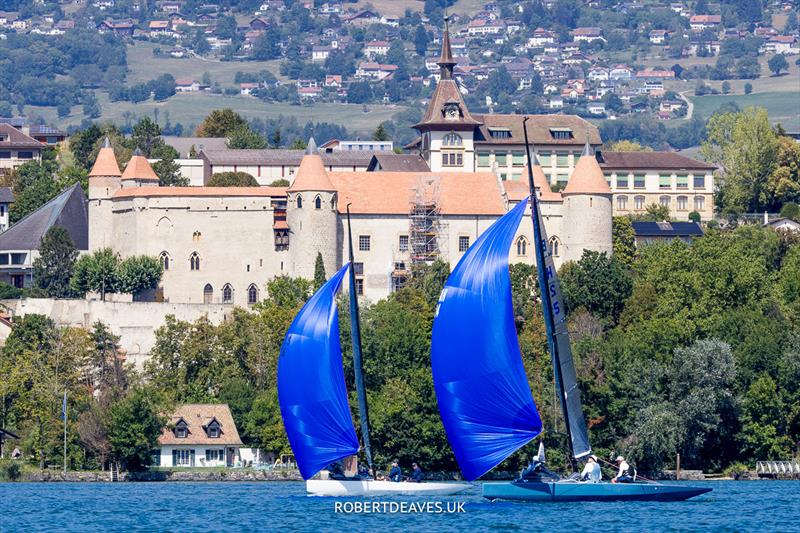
top-left (430, 120), bottom-right (711, 503)
top-left (278, 207), bottom-right (470, 497)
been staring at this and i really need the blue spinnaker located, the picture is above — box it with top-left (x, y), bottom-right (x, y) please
top-left (431, 198), bottom-right (543, 481)
top-left (278, 264), bottom-right (359, 480)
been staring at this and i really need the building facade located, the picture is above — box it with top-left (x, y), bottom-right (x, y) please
top-left (157, 404), bottom-right (243, 468)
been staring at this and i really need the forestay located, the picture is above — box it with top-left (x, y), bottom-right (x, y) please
top-left (431, 198), bottom-right (543, 481)
top-left (278, 264), bottom-right (359, 480)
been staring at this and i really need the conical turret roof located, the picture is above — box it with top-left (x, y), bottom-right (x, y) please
top-left (88, 137), bottom-right (122, 177)
top-left (121, 148), bottom-right (159, 182)
top-left (562, 139), bottom-right (611, 195)
top-left (288, 138), bottom-right (336, 192)
top-left (527, 151), bottom-right (561, 201)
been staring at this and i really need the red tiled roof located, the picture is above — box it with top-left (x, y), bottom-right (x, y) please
top-left (158, 404), bottom-right (243, 446)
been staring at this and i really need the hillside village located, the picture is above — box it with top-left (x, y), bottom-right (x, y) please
top-left (0, 0), bottom-right (798, 133)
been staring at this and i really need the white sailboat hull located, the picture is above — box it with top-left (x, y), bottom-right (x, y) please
top-left (306, 479), bottom-right (471, 497)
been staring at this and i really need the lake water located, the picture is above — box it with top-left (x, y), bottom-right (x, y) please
top-left (0, 480), bottom-right (797, 532)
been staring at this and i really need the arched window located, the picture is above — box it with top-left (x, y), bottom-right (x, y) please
top-left (677, 196), bottom-right (688, 211)
top-left (634, 195), bottom-right (645, 210)
top-left (659, 195), bottom-right (670, 207)
top-left (247, 284), bottom-right (259, 305)
top-left (190, 252), bottom-right (200, 271)
top-left (549, 236), bottom-right (560, 257)
top-left (443, 132), bottom-right (463, 147)
top-left (314, 195), bottom-right (322, 209)
top-left (203, 283), bottom-right (213, 304)
top-left (694, 196), bottom-right (705, 211)
top-left (296, 195), bottom-right (303, 208)
top-left (222, 284), bottom-right (233, 303)
top-left (516, 236), bottom-right (528, 256)
top-left (159, 251), bottom-right (170, 271)
top-left (617, 195), bottom-right (628, 210)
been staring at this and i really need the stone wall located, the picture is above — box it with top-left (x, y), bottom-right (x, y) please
top-left (4, 298), bottom-right (234, 368)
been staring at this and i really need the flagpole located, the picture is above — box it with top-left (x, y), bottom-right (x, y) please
top-left (63, 389), bottom-right (67, 475)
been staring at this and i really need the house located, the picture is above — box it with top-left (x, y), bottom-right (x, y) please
top-left (649, 29), bottom-right (669, 44)
top-left (528, 27), bottom-right (555, 47)
top-left (572, 27), bottom-right (604, 43)
top-left (765, 217), bottom-right (800, 232)
top-left (298, 86), bottom-right (322, 99)
top-left (364, 40), bottom-right (390, 59)
top-left (636, 68), bottom-right (675, 80)
top-left (149, 20), bottom-right (171, 37)
top-left (0, 183), bottom-right (87, 288)
top-left (318, 3), bottom-right (342, 15)
top-left (0, 187), bottom-right (13, 232)
top-left (157, 404), bottom-right (243, 467)
top-left (175, 78), bottom-right (200, 92)
top-left (99, 19), bottom-right (135, 37)
top-left (587, 103), bottom-right (606, 115)
top-left (324, 74), bottom-right (342, 87)
top-left (632, 221), bottom-right (704, 247)
top-left (0, 124), bottom-right (45, 177)
top-left (549, 96), bottom-right (564, 109)
top-left (344, 10), bottom-right (380, 26)
top-left (355, 62), bottom-right (397, 81)
top-left (609, 65), bottom-right (633, 80)
top-left (466, 18), bottom-right (505, 36)
top-left (240, 83), bottom-right (259, 96)
top-left (28, 125), bottom-right (66, 145)
top-left (319, 139), bottom-right (393, 152)
top-left (249, 16), bottom-right (269, 30)
top-left (689, 15), bottom-right (721, 30)
top-left (764, 35), bottom-right (799, 55)
top-left (588, 67), bottom-right (609, 81)
top-left (311, 45), bottom-right (332, 62)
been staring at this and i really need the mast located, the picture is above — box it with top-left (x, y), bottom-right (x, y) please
top-left (522, 117), bottom-right (577, 471)
top-left (345, 204), bottom-right (374, 474)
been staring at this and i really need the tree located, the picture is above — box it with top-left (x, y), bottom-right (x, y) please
top-left (766, 137), bottom-right (800, 209)
top-left (631, 203), bottom-right (671, 221)
top-left (688, 210), bottom-right (702, 223)
top-left (82, 92), bottom-right (101, 119)
top-left (414, 24), bottom-right (430, 57)
top-left (780, 202), bottom-right (800, 221)
top-left (251, 31), bottom-right (281, 60)
top-left (150, 74), bottom-right (176, 101)
top-left (152, 156), bottom-right (189, 187)
top-left (71, 248), bottom-right (120, 300)
top-left (768, 54), bottom-right (789, 76)
top-left (208, 172), bottom-right (259, 187)
top-left (744, 82), bottom-right (753, 94)
top-left (32, 226), bottom-right (78, 298)
top-left (8, 161), bottom-right (61, 224)
top-left (313, 252), bottom-right (326, 290)
top-left (372, 123), bottom-right (390, 142)
top-left (559, 250), bottom-right (633, 324)
top-left (721, 81), bottom-right (731, 94)
top-left (116, 256), bottom-right (163, 297)
top-left (108, 388), bottom-right (165, 471)
top-left (131, 117), bottom-right (162, 157)
top-left (195, 109), bottom-right (248, 137)
top-left (612, 217), bottom-right (636, 267)
top-left (269, 179), bottom-right (290, 187)
top-left (70, 125), bottom-right (103, 171)
top-left (702, 107), bottom-right (779, 213)
top-left (226, 125), bottom-right (267, 149)
top-left (607, 140), bottom-right (652, 152)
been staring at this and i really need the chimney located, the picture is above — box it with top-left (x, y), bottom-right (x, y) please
top-left (21, 125), bottom-right (30, 137)
top-left (764, 211), bottom-right (769, 225)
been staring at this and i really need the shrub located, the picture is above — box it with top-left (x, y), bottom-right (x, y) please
top-left (0, 460), bottom-right (22, 481)
top-left (780, 202), bottom-right (800, 221)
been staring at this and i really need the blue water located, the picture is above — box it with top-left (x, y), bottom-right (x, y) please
top-left (0, 480), bottom-right (797, 532)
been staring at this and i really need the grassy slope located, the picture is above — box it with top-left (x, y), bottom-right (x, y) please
top-left (352, 0), bottom-right (486, 18)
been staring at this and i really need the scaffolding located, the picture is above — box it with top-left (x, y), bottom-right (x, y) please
top-left (409, 176), bottom-right (444, 264)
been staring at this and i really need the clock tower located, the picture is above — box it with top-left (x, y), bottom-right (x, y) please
top-left (413, 18), bottom-right (482, 172)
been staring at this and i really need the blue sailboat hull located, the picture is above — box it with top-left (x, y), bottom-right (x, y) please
top-left (483, 481), bottom-right (712, 502)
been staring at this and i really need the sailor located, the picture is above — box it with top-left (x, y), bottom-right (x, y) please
top-left (580, 455), bottom-right (602, 483)
top-left (328, 461), bottom-right (347, 480)
top-left (388, 460), bottom-right (402, 482)
top-left (409, 462), bottom-right (424, 483)
top-left (612, 456), bottom-right (635, 483)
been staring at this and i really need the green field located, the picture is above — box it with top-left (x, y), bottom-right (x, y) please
top-left (126, 42), bottom-right (286, 86)
top-left (27, 92), bottom-right (406, 134)
top-left (689, 91), bottom-right (800, 131)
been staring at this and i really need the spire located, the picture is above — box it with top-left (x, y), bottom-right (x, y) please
top-left (437, 14), bottom-right (456, 80)
top-left (563, 136), bottom-right (610, 196)
top-left (582, 134), bottom-right (592, 157)
top-left (89, 136), bottom-right (122, 177)
top-left (306, 136), bottom-right (317, 154)
top-left (528, 144), bottom-right (560, 201)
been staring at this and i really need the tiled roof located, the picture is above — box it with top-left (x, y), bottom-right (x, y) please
top-left (158, 404), bottom-right (243, 446)
top-left (0, 123), bottom-right (45, 150)
top-left (0, 183), bottom-right (88, 251)
top-left (121, 152), bottom-right (159, 181)
top-left (163, 136), bottom-right (228, 158)
top-left (89, 140), bottom-right (122, 177)
top-left (414, 78), bottom-right (482, 129)
top-left (200, 149), bottom-right (378, 167)
top-left (113, 186), bottom-right (287, 199)
top-left (598, 151), bottom-right (716, 171)
top-left (503, 162), bottom-right (562, 202)
top-left (563, 145), bottom-right (612, 195)
top-left (329, 171), bottom-right (505, 216)
top-left (472, 114), bottom-right (601, 145)
top-left (288, 149), bottom-right (336, 192)
top-left (0, 186), bottom-right (13, 203)
top-left (366, 153), bottom-right (430, 172)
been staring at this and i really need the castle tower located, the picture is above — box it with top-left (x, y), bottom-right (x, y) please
top-left (413, 17), bottom-right (482, 172)
top-left (561, 139), bottom-right (613, 263)
top-left (121, 148), bottom-right (160, 188)
top-left (286, 138), bottom-right (338, 280)
top-left (88, 137), bottom-right (122, 250)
